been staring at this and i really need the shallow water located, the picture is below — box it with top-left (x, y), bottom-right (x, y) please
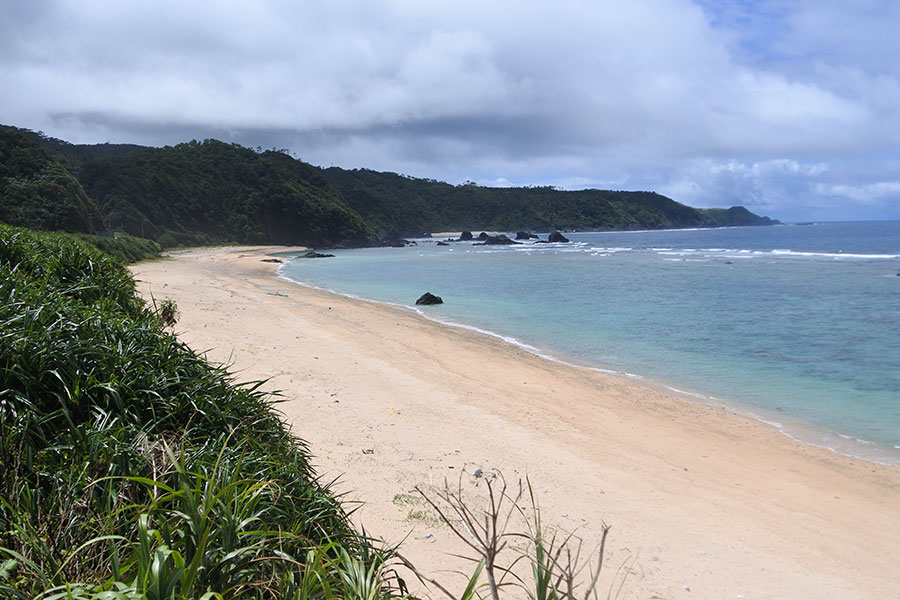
top-left (281, 221), bottom-right (900, 464)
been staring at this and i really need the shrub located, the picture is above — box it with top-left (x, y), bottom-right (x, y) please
top-left (0, 224), bottom-right (396, 599)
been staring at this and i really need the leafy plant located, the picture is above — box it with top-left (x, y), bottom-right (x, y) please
top-left (0, 225), bottom-right (399, 599)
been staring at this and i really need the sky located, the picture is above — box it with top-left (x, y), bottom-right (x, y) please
top-left (2, 0), bottom-right (900, 222)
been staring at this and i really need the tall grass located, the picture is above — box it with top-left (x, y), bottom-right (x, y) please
top-left (77, 232), bottom-right (162, 264)
top-left (412, 473), bottom-right (615, 600)
top-left (0, 224), bottom-right (617, 600)
top-left (0, 224), bottom-right (405, 599)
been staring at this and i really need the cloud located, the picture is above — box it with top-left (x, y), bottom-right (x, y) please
top-left (817, 182), bottom-right (900, 207)
top-left (657, 158), bottom-right (900, 221)
top-left (1, 0), bottom-right (899, 220)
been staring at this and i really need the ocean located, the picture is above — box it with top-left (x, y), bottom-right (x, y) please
top-left (280, 221), bottom-right (900, 465)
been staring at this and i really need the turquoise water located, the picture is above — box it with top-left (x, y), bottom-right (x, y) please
top-left (280, 222), bottom-right (900, 464)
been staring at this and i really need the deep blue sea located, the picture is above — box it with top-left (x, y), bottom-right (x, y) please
top-left (280, 221), bottom-right (900, 464)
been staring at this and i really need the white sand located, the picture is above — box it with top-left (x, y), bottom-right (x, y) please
top-left (131, 246), bottom-right (900, 600)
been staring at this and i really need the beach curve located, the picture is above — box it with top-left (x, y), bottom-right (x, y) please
top-left (130, 246), bottom-right (900, 600)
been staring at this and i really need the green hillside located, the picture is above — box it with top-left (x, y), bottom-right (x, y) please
top-left (320, 167), bottom-right (778, 236)
top-left (77, 139), bottom-right (375, 247)
top-left (1, 124), bottom-right (778, 248)
top-left (11, 126), bottom-right (145, 176)
top-left (0, 128), bottom-right (103, 233)
top-left (321, 168), bottom-right (692, 235)
top-left (700, 205), bottom-right (779, 227)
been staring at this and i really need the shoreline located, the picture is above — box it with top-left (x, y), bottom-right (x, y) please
top-left (277, 262), bottom-right (900, 468)
top-left (131, 246), bottom-right (900, 600)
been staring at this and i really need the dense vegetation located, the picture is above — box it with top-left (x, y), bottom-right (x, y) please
top-left (0, 225), bottom-right (406, 598)
top-left (319, 168), bottom-right (777, 235)
top-left (0, 128), bottom-right (103, 234)
top-left (1, 124), bottom-right (777, 249)
top-left (74, 231), bottom-right (162, 263)
top-left (14, 127), bottom-right (145, 178)
top-left (77, 140), bottom-right (374, 248)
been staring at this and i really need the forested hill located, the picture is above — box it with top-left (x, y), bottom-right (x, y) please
top-left (319, 167), bottom-right (778, 234)
top-left (76, 140), bottom-right (373, 247)
top-left (0, 125), bottom-right (778, 248)
top-left (1, 126), bottom-right (374, 247)
top-left (0, 127), bottom-right (103, 233)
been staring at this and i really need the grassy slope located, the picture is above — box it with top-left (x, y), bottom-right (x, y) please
top-left (0, 225), bottom-right (404, 599)
top-left (76, 232), bottom-right (162, 264)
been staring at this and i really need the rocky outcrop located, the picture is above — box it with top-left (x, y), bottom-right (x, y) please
top-left (297, 251), bottom-right (335, 258)
top-left (381, 231), bottom-right (417, 247)
top-left (515, 231), bottom-right (539, 240)
top-left (548, 230), bottom-right (570, 243)
top-left (474, 234), bottom-right (519, 246)
top-left (415, 292), bottom-right (443, 305)
top-left (459, 231), bottom-right (473, 241)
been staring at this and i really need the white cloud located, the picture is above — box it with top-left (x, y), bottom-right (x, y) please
top-left (1, 0), bottom-right (899, 220)
top-left (817, 182), bottom-right (900, 206)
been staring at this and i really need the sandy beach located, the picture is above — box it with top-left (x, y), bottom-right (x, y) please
top-left (131, 246), bottom-right (900, 600)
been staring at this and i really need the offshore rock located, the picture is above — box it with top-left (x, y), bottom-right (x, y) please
top-left (382, 230), bottom-right (416, 247)
top-left (298, 251), bottom-right (335, 258)
top-left (548, 230), bottom-right (570, 243)
top-left (415, 292), bottom-right (444, 305)
top-left (459, 231), bottom-right (473, 241)
top-left (474, 234), bottom-right (519, 246)
top-left (516, 231), bottom-right (538, 240)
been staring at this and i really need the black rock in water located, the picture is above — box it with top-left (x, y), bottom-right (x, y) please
top-left (298, 251), bottom-right (335, 258)
top-left (415, 292), bottom-right (443, 305)
top-left (436, 241), bottom-right (449, 246)
top-left (475, 234), bottom-right (519, 246)
top-left (548, 230), bottom-right (570, 243)
top-left (381, 230), bottom-right (417, 247)
top-left (477, 231), bottom-right (491, 241)
top-left (459, 231), bottom-right (473, 241)
top-left (515, 231), bottom-right (538, 240)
